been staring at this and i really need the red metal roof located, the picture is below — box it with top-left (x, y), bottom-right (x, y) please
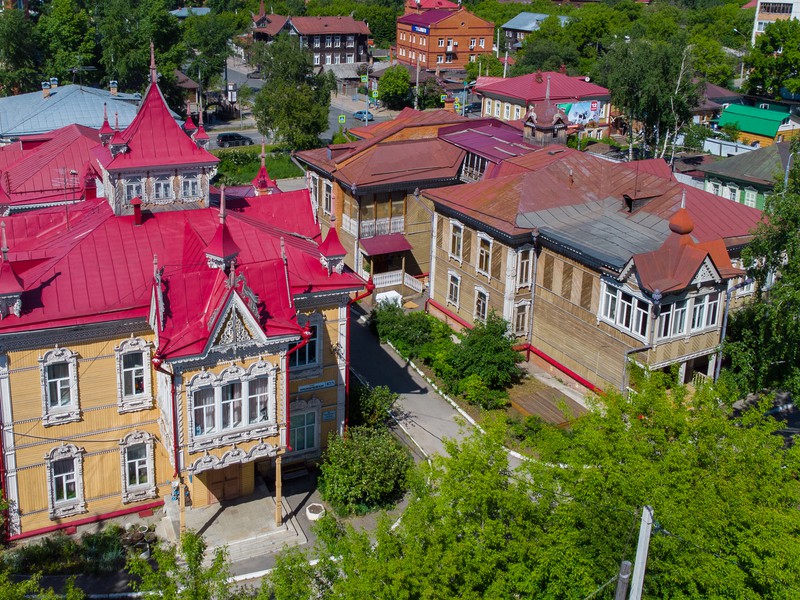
top-left (359, 233), bottom-right (413, 256)
top-left (476, 71), bottom-right (609, 104)
top-left (253, 14), bottom-right (289, 37)
top-left (290, 16), bottom-right (370, 35)
top-left (398, 8), bottom-right (465, 26)
top-left (404, 0), bottom-right (459, 10)
top-left (318, 226), bottom-right (347, 257)
top-left (93, 83), bottom-right (218, 171)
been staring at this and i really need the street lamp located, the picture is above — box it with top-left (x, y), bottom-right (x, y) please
top-left (733, 28), bottom-right (748, 86)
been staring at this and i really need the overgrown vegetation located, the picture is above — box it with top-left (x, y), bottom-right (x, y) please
top-left (211, 146), bottom-right (302, 186)
top-left (1, 526), bottom-right (125, 576)
top-left (369, 304), bottom-right (522, 410)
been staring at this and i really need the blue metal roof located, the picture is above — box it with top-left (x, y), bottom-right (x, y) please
top-left (170, 7), bottom-right (211, 17)
top-left (0, 85), bottom-right (177, 138)
top-left (501, 12), bottom-right (569, 33)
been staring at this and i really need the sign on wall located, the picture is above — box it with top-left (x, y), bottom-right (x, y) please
top-left (558, 100), bottom-right (604, 125)
top-left (412, 25), bottom-right (429, 34)
top-left (298, 380), bottom-right (337, 393)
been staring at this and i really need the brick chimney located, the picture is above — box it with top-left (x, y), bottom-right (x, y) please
top-left (41, 82), bottom-right (51, 99)
top-left (110, 80), bottom-right (118, 96)
top-left (443, 97), bottom-right (455, 113)
top-left (50, 77), bottom-right (58, 89)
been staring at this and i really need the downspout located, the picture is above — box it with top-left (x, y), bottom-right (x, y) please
top-left (0, 412), bottom-right (7, 542)
top-left (525, 228), bottom-right (540, 361)
top-left (345, 279), bottom-right (374, 431)
top-left (284, 325), bottom-right (314, 451)
top-left (152, 356), bottom-right (180, 478)
top-left (714, 278), bottom-right (752, 382)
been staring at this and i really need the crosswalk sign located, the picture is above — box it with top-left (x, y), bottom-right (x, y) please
top-left (372, 90), bottom-right (379, 98)
top-left (360, 75), bottom-right (368, 83)
top-left (440, 94), bottom-right (447, 102)
top-left (338, 114), bottom-right (346, 124)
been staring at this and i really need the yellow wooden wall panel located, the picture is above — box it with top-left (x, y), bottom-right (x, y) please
top-left (241, 462), bottom-right (255, 496)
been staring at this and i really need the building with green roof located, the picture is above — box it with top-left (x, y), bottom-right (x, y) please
top-left (716, 104), bottom-right (800, 148)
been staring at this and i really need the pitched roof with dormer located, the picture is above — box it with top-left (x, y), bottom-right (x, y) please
top-left (476, 71), bottom-right (609, 104)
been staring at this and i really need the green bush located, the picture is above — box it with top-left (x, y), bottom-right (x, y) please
top-left (211, 147), bottom-right (302, 186)
top-left (351, 385), bottom-right (397, 428)
top-left (319, 426), bottom-right (412, 516)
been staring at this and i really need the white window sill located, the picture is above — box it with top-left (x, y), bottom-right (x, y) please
top-left (42, 408), bottom-right (81, 427)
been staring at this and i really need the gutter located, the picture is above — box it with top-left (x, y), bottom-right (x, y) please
top-left (345, 279), bottom-right (375, 431)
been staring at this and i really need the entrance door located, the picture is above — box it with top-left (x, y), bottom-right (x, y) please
top-left (206, 464), bottom-right (241, 504)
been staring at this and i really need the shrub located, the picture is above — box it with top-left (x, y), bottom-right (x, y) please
top-left (458, 374), bottom-right (508, 410)
top-left (351, 385), bottom-right (397, 428)
top-left (319, 426), bottom-right (412, 515)
top-left (369, 304), bottom-right (439, 359)
top-left (450, 311), bottom-right (522, 391)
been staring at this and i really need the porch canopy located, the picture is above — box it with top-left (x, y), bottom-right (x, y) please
top-left (359, 233), bottom-right (413, 256)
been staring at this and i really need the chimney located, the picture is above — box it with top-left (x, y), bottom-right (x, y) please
top-left (50, 77), bottom-right (59, 89)
top-left (131, 197), bottom-right (143, 225)
top-left (443, 97), bottom-right (455, 113)
top-left (41, 82), bottom-right (51, 99)
top-left (110, 80), bottom-right (118, 96)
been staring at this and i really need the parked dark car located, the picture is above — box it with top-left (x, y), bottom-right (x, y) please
top-left (216, 132), bottom-right (254, 148)
top-left (464, 102), bottom-right (482, 115)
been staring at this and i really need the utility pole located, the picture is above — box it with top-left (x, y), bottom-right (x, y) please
top-left (615, 561), bottom-right (631, 600)
top-left (503, 50), bottom-right (508, 78)
top-left (629, 506), bottom-right (653, 600)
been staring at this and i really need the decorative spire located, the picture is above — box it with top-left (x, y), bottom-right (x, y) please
top-left (192, 106), bottom-right (210, 148)
top-left (99, 102), bottom-right (114, 145)
top-left (545, 75), bottom-right (551, 104)
top-left (219, 184), bottom-right (226, 224)
top-left (680, 188), bottom-right (686, 209)
top-left (149, 41), bottom-right (157, 84)
top-left (204, 185), bottom-right (240, 270)
top-left (1, 221), bottom-right (8, 262)
top-left (183, 100), bottom-right (197, 133)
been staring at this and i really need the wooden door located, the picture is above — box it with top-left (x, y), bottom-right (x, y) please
top-left (206, 465), bottom-right (241, 504)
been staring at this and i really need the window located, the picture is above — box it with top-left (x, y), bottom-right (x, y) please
top-left (438, 38), bottom-right (444, 47)
top-left (474, 288), bottom-right (488, 321)
top-left (744, 189), bottom-right (757, 207)
top-left (291, 411), bottom-right (316, 451)
top-left (334, 35), bottom-right (341, 47)
top-left (479, 38), bottom-right (485, 47)
top-left (347, 35), bottom-right (355, 47)
top-left (517, 249), bottom-right (532, 287)
top-left (314, 53), bottom-right (320, 65)
top-left (346, 54), bottom-right (354, 63)
top-left (119, 431), bottom-right (157, 503)
top-left (437, 55), bottom-right (444, 64)
top-left (325, 35), bottom-right (332, 46)
top-left (504, 104), bottom-right (510, 120)
top-left (494, 102), bottom-right (501, 117)
top-left (691, 293), bottom-right (720, 330)
top-left (334, 54), bottom-right (341, 64)
top-left (477, 235), bottom-right (491, 276)
top-left (447, 271), bottom-right (461, 307)
top-left (289, 319), bottom-right (320, 369)
top-left (46, 445), bottom-right (86, 519)
top-left (469, 54), bottom-right (476, 63)
top-left (181, 173), bottom-right (199, 198)
top-left (115, 337), bottom-right (153, 413)
top-left (658, 300), bottom-right (688, 339)
top-left (514, 302), bottom-right (529, 335)
top-left (125, 178), bottom-right (143, 202)
top-left (421, 36), bottom-right (426, 46)
top-left (153, 175), bottom-right (172, 200)
top-left (325, 54), bottom-right (332, 65)
top-left (485, 99), bottom-right (492, 115)
top-left (761, 2), bottom-right (792, 13)
top-left (470, 38), bottom-right (476, 48)
top-left (187, 363), bottom-right (277, 446)
top-left (449, 220), bottom-right (463, 260)
top-left (514, 106), bottom-right (521, 120)
top-left (601, 284), bottom-right (650, 338)
top-left (727, 185), bottom-right (739, 202)
top-left (40, 347), bottom-right (80, 426)
top-left (446, 54), bottom-right (453, 64)
top-left (711, 182), bottom-right (721, 196)
top-left (314, 35), bottom-right (320, 48)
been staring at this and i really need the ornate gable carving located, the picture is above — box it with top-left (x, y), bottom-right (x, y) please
top-left (691, 257), bottom-right (721, 287)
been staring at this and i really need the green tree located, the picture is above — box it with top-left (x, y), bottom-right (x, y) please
top-left (318, 426), bottom-right (412, 515)
top-left (252, 34), bottom-right (335, 149)
top-left (465, 53), bottom-right (503, 81)
top-left (351, 384), bottom-right (398, 428)
top-left (417, 77), bottom-right (446, 110)
top-left (745, 18), bottom-right (800, 98)
top-left (0, 9), bottom-right (40, 96)
top-left (450, 311), bottom-right (522, 392)
top-left (257, 545), bottom-right (318, 600)
top-left (724, 137), bottom-right (800, 395)
top-left (127, 530), bottom-right (237, 600)
top-left (377, 64), bottom-right (411, 110)
top-left (182, 12), bottom-right (243, 89)
top-left (681, 122), bottom-right (710, 152)
top-left (690, 35), bottom-right (734, 87)
top-left (37, 0), bottom-right (97, 83)
top-left (271, 377), bottom-right (800, 599)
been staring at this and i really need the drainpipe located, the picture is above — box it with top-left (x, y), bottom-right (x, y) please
top-left (345, 279), bottom-right (374, 431)
top-left (525, 229), bottom-right (540, 361)
top-left (714, 278), bottom-right (752, 382)
top-left (152, 355), bottom-right (180, 478)
top-left (0, 414), bottom-right (7, 542)
top-left (621, 345), bottom-right (652, 394)
top-left (284, 325), bottom-right (314, 451)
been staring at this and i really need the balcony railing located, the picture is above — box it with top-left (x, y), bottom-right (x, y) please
top-left (359, 216), bottom-right (404, 238)
top-left (341, 214), bottom-right (358, 236)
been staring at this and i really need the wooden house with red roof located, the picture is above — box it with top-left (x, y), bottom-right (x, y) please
top-left (423, 147), bottom-right (761, 392)
top-left (0, 51), bottom-right (367, 540)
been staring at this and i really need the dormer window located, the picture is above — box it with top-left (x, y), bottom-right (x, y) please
top-left (182, 173), bottom-right (200, 198)
top-left (125, 178), bottom-right (143, 203)
top-left (153, 175), bottom-right (173, 201)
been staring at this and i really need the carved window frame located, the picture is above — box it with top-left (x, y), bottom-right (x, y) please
top-left (40, 347), bottom-right (80, 427)
top-left (45, 444), bottom-right (87, 519)
top-left (181, 172), bottom-right (200, 199)
top-left (119, 431), bottom-right (157, 504)
top-left (289, 397), bottom-right (322, 456)
top-left (115, 337), bottom-right (154, 413)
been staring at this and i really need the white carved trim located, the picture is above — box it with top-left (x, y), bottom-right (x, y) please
top-left (0, 355), bottom-right (20, 535)
top-left (45, 444), bottom-right (87, 519)
top-left (39, 347), bottom-right (80, 427)
top-left (206, 294), bottom-right (268, 355)
top-left (288, 312), bottom-right (324, 379)
top-left (119, 431), bottom-right (157, 504)
top-left (114, 337), bottom-right (154, 413)
top-left (691, 256), bottom-right (722, 286)
top-left (187, 440), bottom-right (278, 474)
top-left (289, 396), bottom-right (322, 456)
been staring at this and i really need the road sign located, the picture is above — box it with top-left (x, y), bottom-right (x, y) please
top-left (338, 114), bottom-right (346, 124)
top-left (360, 75), bottom-right (368, 83)
top-left (372, 90), bottom-right (379, 98)
top-left (440, 94), bottom-right (447, 102)
top-left (454, 102), bottom-right (461, 111)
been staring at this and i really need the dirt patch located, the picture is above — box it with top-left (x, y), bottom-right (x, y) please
top-left (508, 375), bottom-right (587, 426)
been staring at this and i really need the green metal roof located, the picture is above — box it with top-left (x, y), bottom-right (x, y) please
top-left (697, 142), bottom-right (790, 188)
top-left (717, 104), bottom-right (789, 138)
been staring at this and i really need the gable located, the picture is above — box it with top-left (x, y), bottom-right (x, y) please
top-left (206, 292), bottom-right (268, 353)
top-left (691, 256), bottom-right (721, 287)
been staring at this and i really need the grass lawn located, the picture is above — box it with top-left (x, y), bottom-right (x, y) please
top-left (212, 145), bottom-right (302, 186)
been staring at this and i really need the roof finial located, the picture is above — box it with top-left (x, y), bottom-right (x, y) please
top-left (103, 103), bottom-right (108, 122)
top-left (261, 139), bottom-right (266, 168)
top-left (153, 254), bottom-right (158, 279)
top-left (545, 74), bottom-right (551, 104)
top-left (220, 185), bottom-right (226, 224)
top-left (149, 41), bottom-right (157, 84)
top-left (1, 222), bottom-right (8, 262)
top-left (114, 111), bottom-right (119, 131)
top-left (680, 188), bottom-right (686, 209)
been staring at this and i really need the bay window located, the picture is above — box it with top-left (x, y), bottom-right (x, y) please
top-left (600, 284), bottom-right (650, 338)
